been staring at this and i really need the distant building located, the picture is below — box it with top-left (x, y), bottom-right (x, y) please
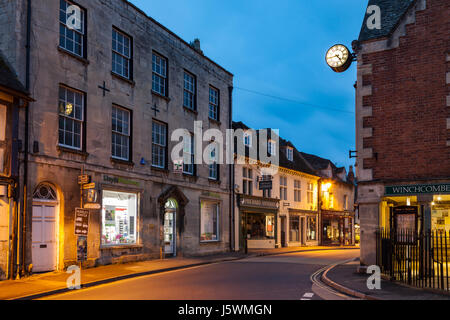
top-left (301, 153), bottom-right (356, 246)
top-left (354, 0), bottom-right (449, 265)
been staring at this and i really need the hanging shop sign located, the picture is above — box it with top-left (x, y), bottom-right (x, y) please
top-left (74, 208), bottom-right (90, 236)
top-left (78, 175), bottom-right (91, 185)
top-left (258, 175), bottom-right (273, 191)
top-left (386, 183), bottom-right (450, 196)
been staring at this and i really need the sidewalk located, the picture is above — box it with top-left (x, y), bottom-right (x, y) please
top-left (322, 259), bottom-right (450, 300)
top-left (0, 245), bottom-right (357, 300)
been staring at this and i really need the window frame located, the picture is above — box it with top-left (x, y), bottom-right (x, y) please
top-left (152, 51), bottom-right (168, 97)
top-left (183, 133), bottom-right (195, 176)
top-left (242, 168), bottom-right (253, 196)
top-left (59, 0), bottom-right (87, 58)
top-left (200, 201), bottom-right (220, 243)
top-left (183, 70), bottom-right (197, 111)
top-left (286, 147), bottom-right (293, 161)
top-left (208, 86), bottom-right (220, 121)
top-left (58, 84), bottom-right (86, 151)
top-left (307, 182), bottom-right (314, 204)
top-left (243, 131), bottom-right (252, 147)
top-left (280, 176), bottom-right (287, 201)
top-left (294, 180), bottom-right (302, 202)
top-left (208, 142), bottom-right (219, 180)
top-left (268, 140), bottom-right (276, 156)
top-left (152, 120), bottom-right (168, 169)
top-left (111, 104), bottom-right (132, 162)
top-left (112, 27), bottom-right (133, 80)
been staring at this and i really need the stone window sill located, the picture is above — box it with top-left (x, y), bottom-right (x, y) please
top-left (111, 157), bottom-right (135, 167)
top-left (111, 72), bottom-right (135, 87)
top-left (183, 106), bottom-right (198, 115)
top-left (57, 145), bottom-right (89, 158)
top-left (57, 46), bottom-right (89, 65)
top-left (151, 90), bottom-right (171, 102)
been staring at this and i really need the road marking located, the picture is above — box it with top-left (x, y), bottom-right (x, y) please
top-left (310, 262), bottom-right (358, 300)
top-left (300, 292), bottom-right (315, 300)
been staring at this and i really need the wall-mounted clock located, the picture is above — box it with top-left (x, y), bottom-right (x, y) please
top-left (326, 44), bottom-right (353, 73)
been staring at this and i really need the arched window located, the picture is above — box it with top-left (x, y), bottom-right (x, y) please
top-left (165, 198), bottom-right (178, 210)
top-left (33, 183), bottom-right (57, 201)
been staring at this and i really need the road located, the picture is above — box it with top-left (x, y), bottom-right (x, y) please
top-left (42, 249), bottom-right (360, 300)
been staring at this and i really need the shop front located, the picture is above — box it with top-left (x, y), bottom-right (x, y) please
top-left (321, 211), bottom-right (354, 246)
top-left (238, 194), bottom-right (279, 249)
top-left (287, 209), bottom-right (319, 246)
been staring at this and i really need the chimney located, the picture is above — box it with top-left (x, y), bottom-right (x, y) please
top-left (190, 38), bottom-right (203, 54)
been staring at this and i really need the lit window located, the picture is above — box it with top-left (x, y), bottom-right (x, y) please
top-left (307, 183), bottom-right (314, 204)
top-left (59, 0), bottom-right (85, 57)
top-left (200, 201), bottom-right (220, 242)
top-left (102, 190), bottom-right (138, 246)
top-left (112, 28), bottom-right (131, 79)
top-left (58, 86), bottom-right (84, 150)
top-left (152, 53), bottom-right (167, 96)
top-left (183, 71), bottom-right (196, 110)
top-left (112, 106), bottom-right (130, 161)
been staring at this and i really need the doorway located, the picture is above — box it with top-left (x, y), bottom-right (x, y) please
top-left (32, 184), bottom-right (58, 273)
top-left (164, 199), bottom-right (178, 256)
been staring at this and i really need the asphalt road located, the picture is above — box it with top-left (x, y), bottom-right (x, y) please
top-left (42, 249), bottom-right (360, 300)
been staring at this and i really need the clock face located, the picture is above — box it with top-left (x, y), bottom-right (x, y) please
top-left (326, 44), bottom-right (350, 69)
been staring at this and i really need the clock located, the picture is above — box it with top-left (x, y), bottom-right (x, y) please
top-left (326, 44), bottom-right (353, 73)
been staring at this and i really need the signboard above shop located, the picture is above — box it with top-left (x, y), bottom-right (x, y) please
top-left (386, 183), bottom-right (450, 196)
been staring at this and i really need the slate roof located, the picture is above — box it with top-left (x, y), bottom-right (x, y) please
top-left (300, 152), bottom-right (337, 171)
top-left (0, 51), bottom-right (28, 96)
top-left (358, 0), bottom-right (416, 42)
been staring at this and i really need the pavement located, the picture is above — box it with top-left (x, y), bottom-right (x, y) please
top-left (322, 259), bottom-right (450, 300)
top-left (0, 245), bottom-right (357, 300)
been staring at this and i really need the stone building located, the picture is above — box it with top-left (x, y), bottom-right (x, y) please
top-left (0, 0), bottom-right (233, 276)
top-left (301, 153), bottom-right (356, 246)
top-left (0, 51), bottom-right (32, 280)
top-left (353, 0), bottom-right (450, 265)
top-left (232, 122), bottom-right (321, 250)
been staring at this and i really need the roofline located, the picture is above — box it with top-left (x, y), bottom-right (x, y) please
top-left (122, 0), bottom-right (234, 77)
top-left (0, 85), bottom-right (34, 102)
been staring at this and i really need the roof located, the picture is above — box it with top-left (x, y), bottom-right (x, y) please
top-left (300, 152), bottom-right (336, 171)
top-left (0, 51), bottom-right (28, 97)
top-left (358, 0), bottom-right (416, 42)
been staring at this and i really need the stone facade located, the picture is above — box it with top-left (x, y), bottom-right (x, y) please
top-left (354, 0), bottom-right (450, 265)
top-left (0, 0), bottom-right (233, 273)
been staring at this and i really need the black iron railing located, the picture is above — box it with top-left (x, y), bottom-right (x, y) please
top-left (376, 229), bottom-right (450, 291)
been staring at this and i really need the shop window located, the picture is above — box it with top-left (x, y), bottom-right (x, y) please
top-left (290, 216), bottom-right (300, 242)
top-left (246, 213), bottom-right (275, 240)
top-left (200, 201), bottom-right (219, 242)
top-left (102, 190), bottom-right (138, 246)
top-left (307, 216), bottom-right (316, 241)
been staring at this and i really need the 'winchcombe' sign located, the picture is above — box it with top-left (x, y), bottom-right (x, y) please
top-left (385, 183), bottom-right (450, 196)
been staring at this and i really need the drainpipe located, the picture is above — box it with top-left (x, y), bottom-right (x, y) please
top-left (228, 86), bottom-right (234, 252)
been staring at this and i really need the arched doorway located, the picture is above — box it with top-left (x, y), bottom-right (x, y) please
top-left (164, 198), bottom-right (178, 256)
top-left (32, 183), bottom-right (59, 272)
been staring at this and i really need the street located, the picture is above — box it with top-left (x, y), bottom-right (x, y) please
top-left (42, 249), bottom-right (360, 300)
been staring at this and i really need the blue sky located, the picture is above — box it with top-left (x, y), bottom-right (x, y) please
top-left (130, 0), bottom-right (368, 169)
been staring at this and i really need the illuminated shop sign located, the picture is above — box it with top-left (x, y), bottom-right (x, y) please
top-left (385, 184), bottom-right (450, 196)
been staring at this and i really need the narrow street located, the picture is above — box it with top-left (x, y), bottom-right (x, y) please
top-left (42, 249), bottom-right (360, 300)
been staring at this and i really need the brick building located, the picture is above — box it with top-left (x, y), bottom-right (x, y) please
top-left (354, 0), bottom-right (450, 265)
top-left (0, 0), bottom-right (233, 277)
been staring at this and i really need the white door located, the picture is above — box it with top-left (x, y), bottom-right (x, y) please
top-left (164, 210), bottom-right (176, 256)
top-left (32, 204), bottom-right (57, 272)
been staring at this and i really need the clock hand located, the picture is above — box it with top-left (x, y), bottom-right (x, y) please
top-left (334, 54), bottom-right (343, 62)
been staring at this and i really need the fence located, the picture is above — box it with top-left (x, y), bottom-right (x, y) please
top-left (376, 229), bottom-right (450, 291)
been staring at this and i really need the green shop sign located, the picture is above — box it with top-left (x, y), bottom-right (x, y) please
top-left (385, 183), bottom-right (450, 196)
top-left (103, 175), bottom-right (140, 186)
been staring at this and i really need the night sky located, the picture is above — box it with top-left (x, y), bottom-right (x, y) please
top-left (130, 0), bottom-right (368, 169)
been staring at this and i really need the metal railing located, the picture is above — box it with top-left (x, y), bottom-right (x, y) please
top-left (376, 229), bottom-right (450, 291)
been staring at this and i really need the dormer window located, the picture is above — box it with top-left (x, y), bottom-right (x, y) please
top-left (268, 140), bottom-right (276, 156)
top-left (244, 131), bottom-right (252, 147)
top-left (286, 147), bottom-right (293, 161)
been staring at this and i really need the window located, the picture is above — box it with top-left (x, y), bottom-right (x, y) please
top-left (183, 71), bottom-right (196, 110)
top-left (294, 180), bottom-right (301, 202)
top-left (307, 182), bottom-right (314, 204)
top-left (290, 216), bottom-right (300, 242)
top-left (243, 168), bottom-right (253, 195)
top-left (102, 190), bottom-right (138, 246)
top-left (263, 189), bottom-right (272, 198)
top-left (268, 140), bottom-right (276, 156)
top-left (183, 133), bottom-right (195, 175)
top-left (280, 176), bottom-right (287, 201)
top-left (209, 87), bottom-right (219, 120)
top-left (244, 131), bottom-right (252, 147)
top-left (152, 121), bottom-right (167, 168)
top-left (329, 193), bottom-right (334, 209)
top-left (208, 143), bottom-right (219, 180)
top-left (344, 195), bottom-right (349, 210)
top-left (307, 216), bottom-right (317, 241)
top-left (59, 0), bottom-right (85, 57)
top-left (112, 28), bottom-right (131, 79)
top-left (58, 86), bottom-right (84, 150)
top-left (152, 53), bottom-right (167, 96)
top-left (200, 201), bottom-right (220, 242)
top-left (286, 147), bottom-right (293, 161)
top-left (246, 213), bottom-right (275, 240)
top-left (112, 106), bottom-right (130, 161)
